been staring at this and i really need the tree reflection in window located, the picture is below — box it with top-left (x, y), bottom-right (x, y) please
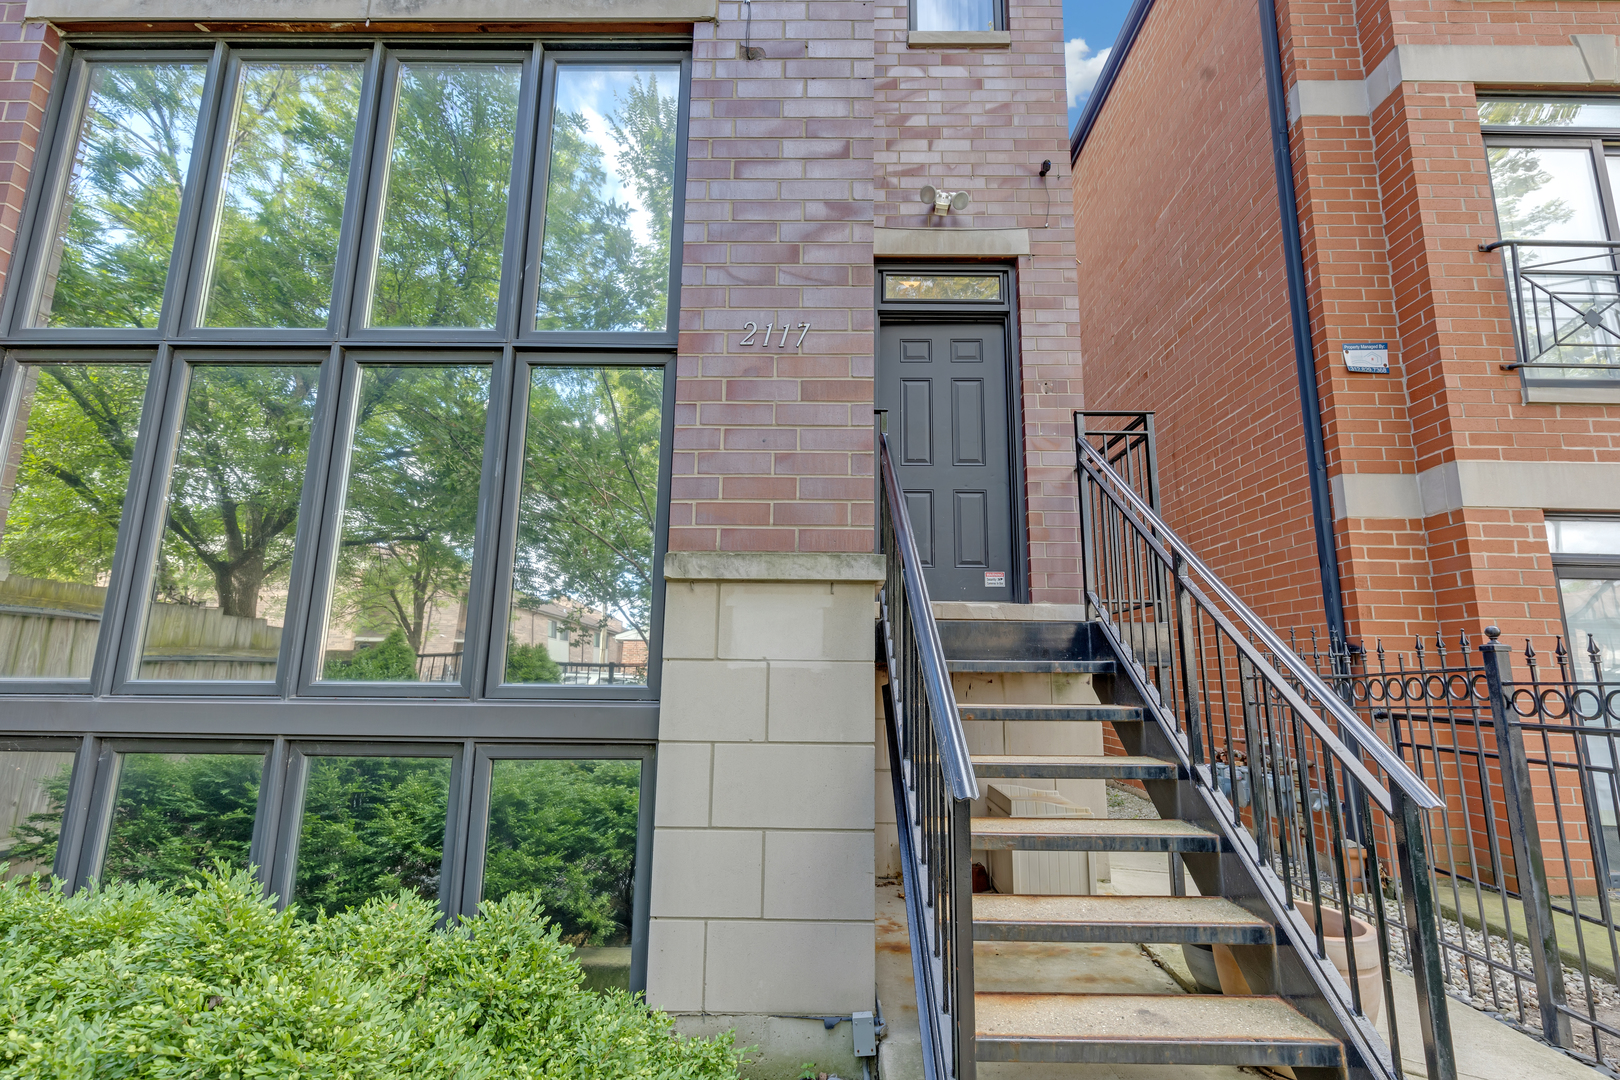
top-left (481, 758), bottom-right (640, 948)
top-left (319, 365), bottom-right (489, 681)
top-left (35, 62), bottom-right (207, 328)
top-left (0, 364), bottom-right (149, 678)
top-left (293, 755), bottom-right (450, 918)
top-left (199, 61), bottom-right (365, 329)
top-left (100, 752), bottom-right (261, 888)
top-left (368, 63), bottom-right (520, 329)
top-left (535, 65), bottom-right (679, 333)
top-left (505, 366), bottom-right (661, 685)
top-left (140, 365), bottom-right (320, 681)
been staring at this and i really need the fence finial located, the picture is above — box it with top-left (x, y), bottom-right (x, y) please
top-left (1588, 632), bottom-right (1604, 679)
top-left (1484, 625), bottom-right (1501, 642)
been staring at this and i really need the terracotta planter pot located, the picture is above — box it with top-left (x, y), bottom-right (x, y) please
top-left (1293, 901), bottom-right (1384, 1025)
top-left (1210, 903), bottom-right (1384, 1025)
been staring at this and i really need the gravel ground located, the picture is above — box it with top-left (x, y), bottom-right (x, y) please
top-left (1107, 780), bottom-right (1160, 820)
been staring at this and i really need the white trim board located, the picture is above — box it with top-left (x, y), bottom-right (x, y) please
top-left (1286, 35), bottom-right (1620, 122)
top-left (1332, 461), bottom-right (1620, 520)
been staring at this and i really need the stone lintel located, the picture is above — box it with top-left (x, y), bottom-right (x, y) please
top-left (663, 551), bottom-right (884, 584)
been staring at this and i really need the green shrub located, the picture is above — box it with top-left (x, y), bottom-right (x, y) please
top-left (322, 628), bottom-right (419, 682)
top-left (504, 640), bottom-right (562, 684)
top-left (0, 866), bottom-right (744, 1080)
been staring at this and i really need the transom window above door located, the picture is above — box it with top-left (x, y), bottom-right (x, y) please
top-left (6, 45), bottom-right (687, 343)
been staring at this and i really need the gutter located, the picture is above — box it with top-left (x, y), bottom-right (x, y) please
top-left (1257, 0), bottom-right (1347, 646)
top-left (1068, 0), bottom-right (1349, 644)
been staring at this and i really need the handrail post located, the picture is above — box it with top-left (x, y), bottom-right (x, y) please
top-left (1480, 626), bottom-right (1570, 1046)
top-left (1172, 549), bottom-right (1205, 765)
top-left (1393, 785), bottom-right (1458, 1080)
top-left (952, 796), bottom-right (976, 1080)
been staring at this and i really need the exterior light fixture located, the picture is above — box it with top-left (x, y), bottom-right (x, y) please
top-left (920, 185), bottom-right (970, 215)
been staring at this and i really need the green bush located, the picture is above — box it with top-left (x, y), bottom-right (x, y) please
top-left (0, 866), bottom-right (744, 1080)
top-left (322, 629), bottom-right (419, 682)
top-left (504, 640), bottom-right (562, 684)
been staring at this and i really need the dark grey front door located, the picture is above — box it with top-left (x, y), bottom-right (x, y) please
top-left (878, 321), bottom-right (1014, 601)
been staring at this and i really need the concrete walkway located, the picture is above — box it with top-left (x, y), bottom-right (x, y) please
top-left (874, 856), bottom-right (1604, 1079)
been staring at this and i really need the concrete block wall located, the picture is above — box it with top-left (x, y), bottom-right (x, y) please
top-left (648, 552), bottom-right (879, 1075)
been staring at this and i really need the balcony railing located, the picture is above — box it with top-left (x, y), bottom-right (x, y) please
top-left (1483, 239), bottom-right (1620, 379)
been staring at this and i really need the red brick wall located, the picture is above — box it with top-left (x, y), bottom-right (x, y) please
top-left (1071, 0), bottom-right (1331, 634)
top-left (1076, 0), bottom-right (1620, 651)
top-left (0, 8), bottom-right (59, 299)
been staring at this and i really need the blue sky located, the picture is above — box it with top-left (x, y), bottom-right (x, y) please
top-left (1063, 0), bottom-right (1135, 134)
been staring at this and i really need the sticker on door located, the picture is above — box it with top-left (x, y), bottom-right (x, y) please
top-left (985, 571), bottom-right (1005, 588)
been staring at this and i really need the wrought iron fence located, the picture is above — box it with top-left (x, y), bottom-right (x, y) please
top-left (1294, 628), bottom-right (1620, 1068)
top-left (1075, 413), bottom-right (1456, 1080)
top-left (558, 661), bottom-right (648, 685)
top-left (416, 651), bottom-right (462, 682)
top-left (877, 427), bottom-right (979, 1080)
top-left (1483, 239), bottom-right (1620, 378)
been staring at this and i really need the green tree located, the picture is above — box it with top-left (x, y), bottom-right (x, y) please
top-left (99, 754), bottom-right (260, 888)
top-left (329, 365), bottom-right (488, 656)
top-left (482, 759), bottom-right (641, 946)
top-left (504, 639), bottom-right (562, 683)
top-left (154, 365), bottom-right (319, 617)
top-left (322, 627), bottom-right (419, 681)
top-left (292, 756), bottom-right (451, 920)
top-left (370, 63), bottom-right (521, 328)
top-left (201, 62), bottom-right (364, 328)
top-left (44, 62), bottom-right (207, 328)
top-left (511, 367), bottom-right (662, 650)
top-left (0, 364), bottom-right (148, 583)
top-left (536, 71), bottom-right (678, 332)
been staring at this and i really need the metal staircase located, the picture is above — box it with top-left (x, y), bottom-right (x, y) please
top-left (878, 414), bottom-right (1458, 1080)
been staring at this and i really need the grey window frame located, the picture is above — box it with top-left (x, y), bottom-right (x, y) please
top-left (178, 46), bottom-right (381, 341)
top-left (459, 742), bottom-right (654, 988)
top-left (69, 736), bottom-right (274, 892)
top-left (908, 0), bottom-right (1006, 32)
top-left (1480, 97), bottom-right (1620, 390)
top-left (0, 37), bottom-right (685, 703)
top-left (521, 50), bottom-right (690, 346)
top-left (0, 36), bottom-right (683, 967)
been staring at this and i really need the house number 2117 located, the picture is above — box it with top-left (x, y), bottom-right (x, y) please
top-left (741, 320), bottom-right (810, 349)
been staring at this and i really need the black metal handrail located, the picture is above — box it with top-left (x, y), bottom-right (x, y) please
top-left (1076, 418), bottom-right (1456, 1080)
top-left (1481, 239), bottom-right (1620, 373)
top-left (877, 428), bottom-right (978, 1080)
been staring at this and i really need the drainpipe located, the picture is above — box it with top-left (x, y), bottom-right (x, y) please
top-left (1257, 0), bottom-right (1347, 648)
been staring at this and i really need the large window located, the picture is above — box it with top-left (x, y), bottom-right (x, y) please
top-left (1480, 98), bottom-right (1620, 385)
top-left (912, 0), bottom-right (1003, 32)
top-left (0, 43), bottom-right (684, 695)
top-left (0, 38), bottom-right (684, 990)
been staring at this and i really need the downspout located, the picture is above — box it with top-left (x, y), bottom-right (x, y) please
top-left (1257, 0), bottom-right (1348, 646)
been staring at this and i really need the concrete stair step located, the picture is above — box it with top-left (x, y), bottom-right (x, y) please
top-left (972, 894), bottom-right (1273, 945)
top-left (955, 704), bottom-right (1143, 722)
top-left (948, 659), bottom-right (1115, 674)
top-left (971, 817), bottom-right (1220, 853)
top-left (974, 993), bottom-right (1344, 1069)
top-left (970, 754), bottom-right (1174, 780)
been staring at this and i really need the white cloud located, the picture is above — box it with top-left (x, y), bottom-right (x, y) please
top-left (1065, 38), bottom-right (1112, 109)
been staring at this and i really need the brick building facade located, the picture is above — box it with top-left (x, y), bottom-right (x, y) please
top-left (1073, 0), bottom-right (1620, 656)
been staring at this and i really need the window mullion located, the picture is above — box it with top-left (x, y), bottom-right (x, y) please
top-left (159, 41), bottom-right (232, 343)
top-left (328, 43), bottom-right (389, 340)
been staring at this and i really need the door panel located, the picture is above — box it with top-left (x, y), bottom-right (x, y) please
top-left (878, 321), bottom-right (1013, 600)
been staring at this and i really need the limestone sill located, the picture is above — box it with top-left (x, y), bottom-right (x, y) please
top-left (907, 30), bottom-right (1011, 48)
